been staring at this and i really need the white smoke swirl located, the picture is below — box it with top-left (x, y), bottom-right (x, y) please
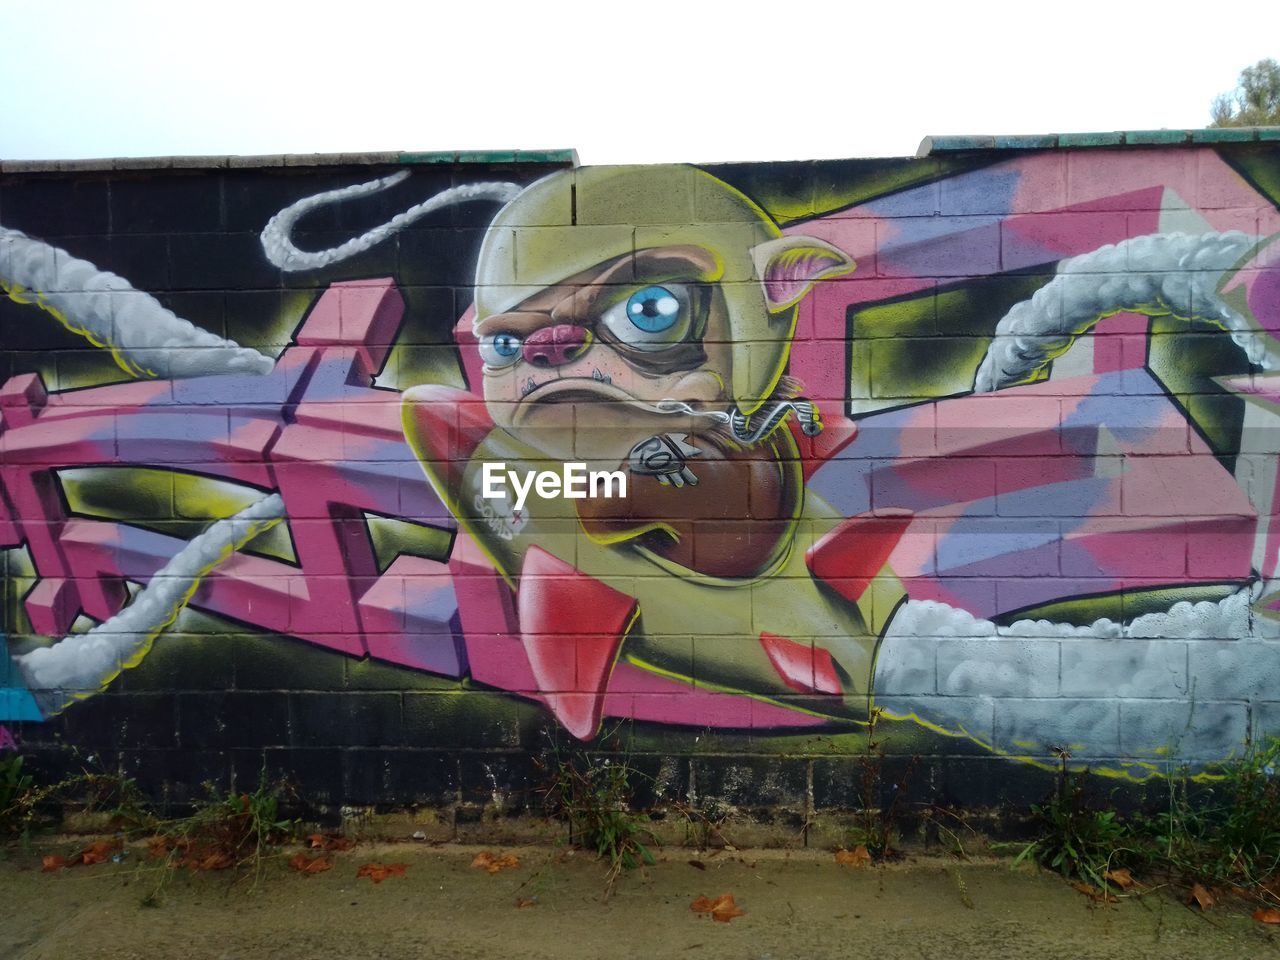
top-left (0, 227), bottom-right (274, 379)
top-left (975, 231), bottom-right (1263, 392)
top-left (260, 170), bottom-right (522, 272)
top-left (15, 493), bottom-right (286, 713)
top-left (875, 587), bottom-right (1280, 763)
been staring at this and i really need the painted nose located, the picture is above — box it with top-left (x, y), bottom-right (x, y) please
top-left (522, 324), bottom-right (592, 368)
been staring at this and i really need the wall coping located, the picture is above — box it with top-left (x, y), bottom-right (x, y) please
top-left (0, 149), bottom-right (580, 174)
top-left (917, 127), bottom-right (1280, 156)
top-left (4, 131), bottom-right (1278, 174)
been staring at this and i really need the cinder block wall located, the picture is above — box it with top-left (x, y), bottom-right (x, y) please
top-left (2, 134), bottom-right (1279, 819)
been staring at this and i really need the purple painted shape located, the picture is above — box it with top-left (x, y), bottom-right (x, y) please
top-left (601, 665), bottom-right (830, 730)
top-left (359, 556), bottom-right (466, 676)
top-left (878, 216), bottom-right (1002, 278)
top-left (819, 372), bottom-right (1256, 619)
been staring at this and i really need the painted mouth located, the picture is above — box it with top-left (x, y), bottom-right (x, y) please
top-left (521, 369), bottom-right (613, 399)
top-left (513, 375), bottom-right (646, 424)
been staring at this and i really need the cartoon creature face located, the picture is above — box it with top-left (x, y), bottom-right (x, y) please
top-left (467, 166), bottom-right (855, 463)
top-left (476, 245), bottom-right (734, 461)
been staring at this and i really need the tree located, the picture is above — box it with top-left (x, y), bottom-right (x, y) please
top-left (1211, 58), bottom-right (1280, 127)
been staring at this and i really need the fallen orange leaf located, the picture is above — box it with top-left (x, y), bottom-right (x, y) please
top-left (288, 853), bottom-right (333, 875)
top-left (1189, 883), bottom-right (1215, 911)
top-left (691, 893), bottom-right (745, 923)
top-left (471, 851), bottom-right (520, 874)
top-left (515, 897), bottom-right (537, 909)
top-left (41, 855), bottom-right (67, 873)
top-left (308, 833), bottom-right (355, 852)
top-left (357, 862), bottom-right (407, 884)
top-left (835, 846), bottom-right (871, 867)
top-left (1254, 908), bottom-right (1280, 924)
top-left (76, 839), bottom-right (120, 866)
top-left (193, 851), bottom-right (234, 872)
top-left (1103, 868), bottom-right (1135, 890)
top-left (1072, 881), bottom-right (1117, 903)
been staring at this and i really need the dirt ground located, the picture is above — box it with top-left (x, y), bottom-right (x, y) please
top-left (3, 843), bottom-right (1279, 960)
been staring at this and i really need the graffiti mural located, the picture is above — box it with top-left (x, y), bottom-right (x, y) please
top-left (1, 142), bottom-right (1279, 797)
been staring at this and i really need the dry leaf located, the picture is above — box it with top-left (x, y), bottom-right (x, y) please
top-left (1072, 882), bottom-right (1117, 903)
top-left (471, 851), bottom-right (520, 874)
top-left (691, 893), bottom-right (745, 923)
top-left (76, 839), bottom-right (120, 866)
top-left (41, 855), bottom-right (67, 873)
top-left (308, 833), bottom-right (354, 852)
top-left (835, 846), bottom-right (871, 867)
top-left (1103, 868), bottom-right (1134, 890)
top-left (1189, 883), bottom-right (1215, 911)
top-left (194, 851), bottom-right (234, 871)
top-left (288, 853), bottom-right (333, 875)
top-left (687, 860), bottom-right (707, 871)
top-left (357, 862), bottom-right (407, 884)
top-left (1254, 908), bottom-right (1280, 924)
top-left (515, 897), bottom-right (537, 909)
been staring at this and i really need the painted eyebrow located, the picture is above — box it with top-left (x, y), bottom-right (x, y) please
top-left (564, 249), bottom-right (721, 321)
top-left (478, 246), bottom-right (723, 330)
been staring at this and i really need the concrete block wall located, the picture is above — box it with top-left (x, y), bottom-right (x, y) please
top-left (1, 135), bottom-right (1279, 817)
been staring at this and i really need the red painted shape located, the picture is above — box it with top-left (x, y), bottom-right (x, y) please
top-left (805, 509), bottom-right (914, 603)
top-left (0, 373), bottom-right (47, 428)
top-left (759, 633), bottom-right (842, 695)
top-left (792, 409), bottom-right (859, 478)
top-left (294, 278), bottom-right (404, 378)
top-left (517, 546), bottom-right (637, 740)
top-left (403, 384), bottom-right (493, 465)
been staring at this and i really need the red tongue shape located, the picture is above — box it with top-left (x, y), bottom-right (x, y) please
top-left (517, 546), bottom-right (638, 739)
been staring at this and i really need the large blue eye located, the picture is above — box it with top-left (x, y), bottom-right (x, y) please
top-left (492, 333), bottom-right (521, 357)
top-left (626, 286), bottom-right (681, 333)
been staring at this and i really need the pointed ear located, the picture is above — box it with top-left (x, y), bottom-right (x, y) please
top-left (751, 235), bottom-right (856, 311)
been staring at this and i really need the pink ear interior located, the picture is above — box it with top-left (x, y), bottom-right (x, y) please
top-left (762, 246), bottom-right (850, 309)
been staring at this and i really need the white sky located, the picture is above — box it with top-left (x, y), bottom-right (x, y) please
top-left (0, 0), bottom-right (1275, 165)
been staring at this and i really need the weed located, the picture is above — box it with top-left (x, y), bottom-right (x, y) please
top-left (673, 796), bottom-right (734, 851)
top-left (948, 866), bottom-right (975, 909)
top-left (540, 742), bottom-right (656, 893)
top-left (1139, 738), bottom-right (1280, 893)
top-left (0, 754), bottom-right (34, 836)
top-left (150, 769), bottom-right (297, 880)
top-left (849, 707), bottom-right (917, 860)
top-left (0, 756), bottom-right (150, 841)
top-left (1013, 749), bottom-right (1130, 893)
top-left (922, 805), bottom-right (984, 860)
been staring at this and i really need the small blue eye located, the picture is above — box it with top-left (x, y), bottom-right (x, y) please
top-left (480, 331), bottom-right (523, 368)
top-left (626, 286), bottom-right (681, 333)
top-left (492, 333), bottom-right (521, 357)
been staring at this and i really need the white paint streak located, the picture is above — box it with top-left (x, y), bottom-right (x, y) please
top-left (875, 587), bottom-right (1280, 762)
top-left (15, 493), bottom-right (286, 713)
top-left (260, 171), bottom-right (522, 272)
top-left (975, 231), bottom-right (1262, 392)
top-left (0, 226), bottom-right (273, 378)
